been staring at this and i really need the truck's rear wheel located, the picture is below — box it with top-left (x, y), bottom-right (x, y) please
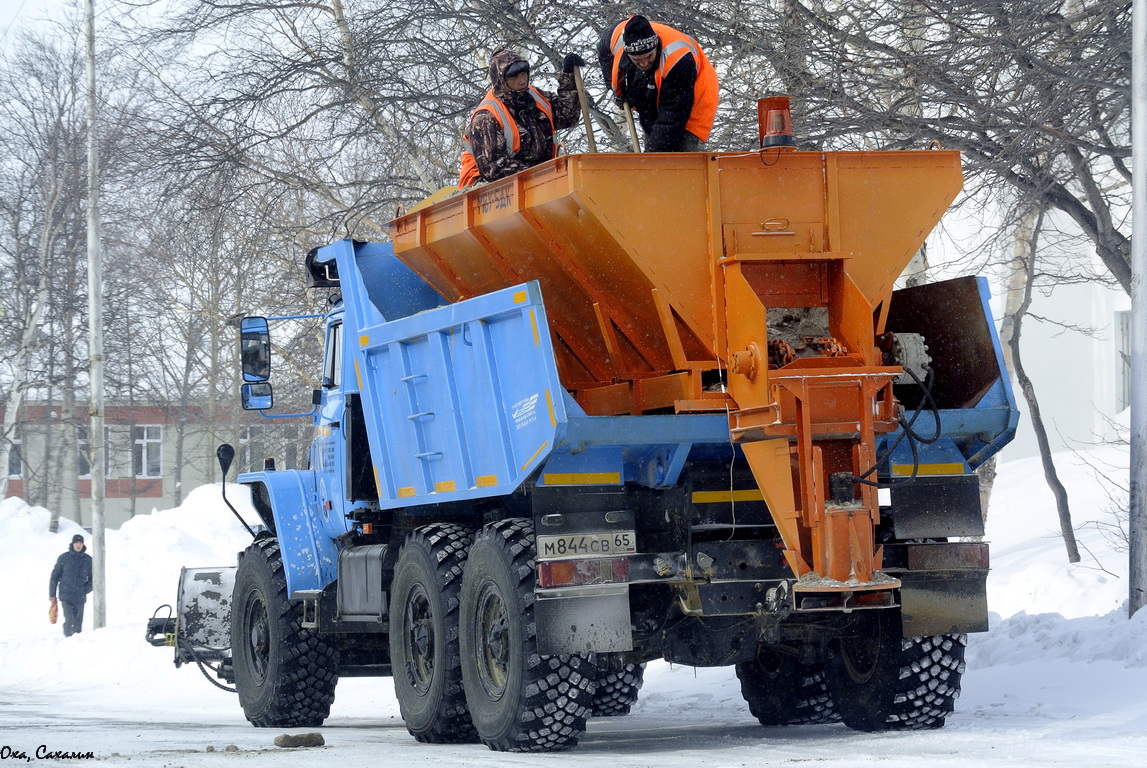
top-left (232, 537), bottom-right (339, 727)
top-left (591, 661), bottom-right (645, 717)
top-left (459, 518), bottom-right (595, 752)
top-left (736, 644), bottom-right (838, 726)
top-left (822, 609), bottom-right (966, 731)
top-left (390, 523), bottom-right (477, 743)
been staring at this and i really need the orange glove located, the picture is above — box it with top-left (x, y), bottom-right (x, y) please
top-left (48, 597), bottom-right (58, 625)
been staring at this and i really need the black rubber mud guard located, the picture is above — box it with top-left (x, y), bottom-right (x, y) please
top-left (885, 542), bottom-right (989, 636)
top-left (889, 474), bottom-right (983, 539)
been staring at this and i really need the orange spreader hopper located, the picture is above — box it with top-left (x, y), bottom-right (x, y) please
top-left (389, 149), bottom-right (962, 586)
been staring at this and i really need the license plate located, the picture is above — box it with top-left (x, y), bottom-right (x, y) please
top-left (536, 531), bottom-right (636, 559)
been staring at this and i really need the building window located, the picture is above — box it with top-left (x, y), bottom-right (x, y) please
top-left (76, 425), bottom-right (110, 478)
top-left (132, 425), bottom-right (163, 478)
top-left (1117, 310), bottom-right (1131, 412)
top-left (6, 432), bottom-right (21, 478)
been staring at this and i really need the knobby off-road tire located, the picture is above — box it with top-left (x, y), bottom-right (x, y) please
top-left (736, 644), bottom-right (838, 726)
top-left (459, 518), bottom-right (596, 752)
top-left (231, 537), bottom-right (339, 727)
top-left (389, 523), bottom-right (477, 744)
top-left (591, 661), bottom-right (645, 717)
top-left (822, 609), bottom-right (967, 731)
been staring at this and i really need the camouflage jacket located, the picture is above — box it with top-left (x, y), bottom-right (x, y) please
top-left (465, 48), bottom-right (580, 184)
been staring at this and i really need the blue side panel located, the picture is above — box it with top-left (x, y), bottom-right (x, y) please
top-left (540, 447), bottom-right (625, 485)
top-left (354, 241), bottom-right (448, 321)
top-left (545, 413), bottom-right (732, 489)
top-left (879, 275), bottom-right (1019, 470)
top-left (239, 469), bottom-right (338, 597)
top-left (313, 240), bottom-right (446, 325)
top-left (963, 276), bottom-right (1020, 465)
top-left (973, 276), bottom-right (1017, 409)
top-left (885, 437), bottom-right (970, 475)
top-left (353, 281), bottom-right (566, 508)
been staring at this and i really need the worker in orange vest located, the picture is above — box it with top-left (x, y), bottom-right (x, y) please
top-left (597, 15), bottom-right (719, 152)
top-left (459, 47), bottom-right (583, 188)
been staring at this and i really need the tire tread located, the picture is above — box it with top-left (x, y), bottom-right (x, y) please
top-left (392, 523), bottom-right (477, 743)
top-left (463, 518), bottom-right (595, 752)
top-left (233, 537), bottom-right (339, 728)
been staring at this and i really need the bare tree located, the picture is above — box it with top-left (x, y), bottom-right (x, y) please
top-left (737, 1), bottom-right (1130, 293)
top-left (1005, 207), bottom-right (1082, 562)
top-left (0, 28), bottom-right (88, 508)
top-left (0, 0), bottom-right (1108, 541)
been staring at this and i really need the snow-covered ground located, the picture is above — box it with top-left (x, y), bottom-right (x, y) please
top-left (2, 443), bottom-right (1145, 766)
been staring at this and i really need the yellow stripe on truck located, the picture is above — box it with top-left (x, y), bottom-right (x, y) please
top-left (890, 463), bottom-right (965, 476)
top-left (692, 489), bottom-right (764, 504)
top-left (543, 472), bottom-right (622, 485)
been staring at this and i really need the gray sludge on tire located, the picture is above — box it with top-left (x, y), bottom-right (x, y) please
top-left (823, 609), bottom-right (966, 732)
top-left (231, 537), bottom-right (339, 728)
top-left (591, 661), bottom-right (645, 717)
top-left (389, 523), bottom-right (477, 743)
top-left (736, 644), bottom-right (838, 726)
top-left (459, 518), bottom-right (596, 752)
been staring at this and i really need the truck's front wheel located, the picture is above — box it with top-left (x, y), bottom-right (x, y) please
top-left (459, 519), bottom-right (595, 752)
top-left (390, 523), bottom-right (477, 743)
top-left (822, 609), bottom-right (966, 731)
top-left (232, 537), bottom-right (339, 727)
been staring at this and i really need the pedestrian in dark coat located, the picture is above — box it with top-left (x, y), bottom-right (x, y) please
top-left (49, 534), bottom-right (93, 637)
top-left (458, 47), bottom-right (582, 187)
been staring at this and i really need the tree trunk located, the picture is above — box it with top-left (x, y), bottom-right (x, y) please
top-left (1007, 207), bottom-right (1080, 562)
top-left (0, 204), bottom-right (57, 502)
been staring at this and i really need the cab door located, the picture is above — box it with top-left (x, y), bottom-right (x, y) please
top-left (314, 320), bottom-right (349, 523)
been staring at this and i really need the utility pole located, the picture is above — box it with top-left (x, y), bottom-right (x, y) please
top-left (85, 0), bottom-right (106, 629)
top-left (1130, 0), bottom-right (1146, 617)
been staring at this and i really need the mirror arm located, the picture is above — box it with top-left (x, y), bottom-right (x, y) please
top-left (216, 444), bottom-right (257, 538)
top-left (256, 406), bottom-right (318, 420)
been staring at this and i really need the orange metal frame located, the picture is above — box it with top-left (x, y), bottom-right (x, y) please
top-left (389, 149), bottom-right (962, 589)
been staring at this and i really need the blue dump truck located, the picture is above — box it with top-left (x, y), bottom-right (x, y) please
top-left (148, 140), bottom-right (1017, 752)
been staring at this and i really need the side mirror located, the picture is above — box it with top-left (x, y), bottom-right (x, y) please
top-left (239, 316), bottom-right (271, 383)
top-left (216, 444), bottom-right (235, 477)
top-left (241, 382), bottom-right (274, 411)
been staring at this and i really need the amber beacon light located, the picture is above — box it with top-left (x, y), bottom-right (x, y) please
top-left (758, 96), bottom-right (796, 148)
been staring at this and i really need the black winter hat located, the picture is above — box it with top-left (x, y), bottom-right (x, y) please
top-left (623, 15), bottom-right (659, 55)
top-left (71, 534), bottom-right (84, 544)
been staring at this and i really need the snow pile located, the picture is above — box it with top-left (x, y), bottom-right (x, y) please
top-left (0, 486), bottom-right (258, 701)
top-left (985, 442), bottom-right (1129, 619)
top-left (970, 609), bottom-right (1147, 669)
top-left (0, 485), bottom-right (257, 645)
top-left (961, 441), bottom-right (1143, 673)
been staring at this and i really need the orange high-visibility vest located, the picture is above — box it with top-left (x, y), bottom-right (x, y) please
top-left (458, 87), bottom-right (557, 188)
top-left (609, 20), bottom-right (718, 143)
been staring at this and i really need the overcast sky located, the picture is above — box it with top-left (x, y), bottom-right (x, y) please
top-left (1, 0), bottom-right (73, 47)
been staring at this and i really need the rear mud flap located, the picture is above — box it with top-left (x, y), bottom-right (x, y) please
top-left (889, 543), bottom-right (990, 635)
top-left (535, 589), bottom-right (632, 655)
top-left (899, 571), bottom-right (988, 635)
top-left (890, 474), bottom-right (984, 539)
